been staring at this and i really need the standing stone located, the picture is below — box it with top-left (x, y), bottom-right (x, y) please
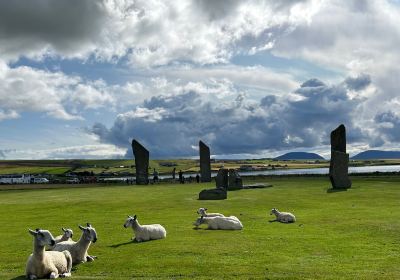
top-left (215, 168), bottom-right (229, 189)
top-left (199, 141), bottom-right (211, 182)
top-left (132, 139), bottom-right (149, 185)
top-left (329, 124), bottom-right (351, 189)
top-left (228, 169), bottom-right (243, 190)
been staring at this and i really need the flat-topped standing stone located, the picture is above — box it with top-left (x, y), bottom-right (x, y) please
top-left (215, 168), bottom-right (229, 189)
top-left (132, 139), bottom-right (149, 185)
top-left (199, 141), bottom-right (211, 182)
top-left (228, 169), bottom-right (243, 190)
top-left (329, 124), bottom-right (351, 189)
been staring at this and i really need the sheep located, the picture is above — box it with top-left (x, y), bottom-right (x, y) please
top-left (52, 223), bottom-right (97, 264)
top-left (193, 216), bottom-right (243, 230)
top-left (269, 208), bottom-right (296, 223)
top-left (123, 215), bottom-right (166, 242)
top-left (47, 228), bottom-right (73, 250)
top-left (197, 207), bottom-right (225, 217)
top-left (26, 228), bottom-right (72, 279)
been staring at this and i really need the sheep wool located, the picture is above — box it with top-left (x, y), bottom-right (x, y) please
top-left (270, 208), bottom-right (296, 223)
top-left (197, 208), bottom-right (225, 217)
top-left (194, 216), bottom-right (243, 230)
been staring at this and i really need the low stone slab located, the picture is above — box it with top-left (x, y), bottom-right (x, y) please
top-left (242, 183), bottom-right (273, 189)
top-left (198, 188), bottom-right (227, 200)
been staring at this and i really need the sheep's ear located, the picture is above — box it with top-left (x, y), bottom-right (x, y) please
top-left (28, 229), bottom-right (37, 236)
top-left (133, 215), bottom-right (137, 220)
top-left (204, 208), bottom-right (208, 211)
top-left (127, 215), bottom-right (131, 218)
top-left (35, 228), bottom-right (41, 232)
top-left (78, 225), bottom-right (85, 231)
top-left (62, 227), bottom-right (66, 232)
top-left (86, 223), bottom-right (92, 227)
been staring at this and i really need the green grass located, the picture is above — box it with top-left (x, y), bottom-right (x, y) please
top-left (0, 177), bottom-right (399, 279)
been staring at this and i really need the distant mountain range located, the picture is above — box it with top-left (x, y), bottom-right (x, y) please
top-left (274, 152), bottom-right (325, 160)
top-left (351, 150), bottom-right (400, 160)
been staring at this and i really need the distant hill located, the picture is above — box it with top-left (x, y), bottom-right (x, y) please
top-left (351, 150), bottom-right (400, 160)
top-left (275, 152), bottom-right (325, 160)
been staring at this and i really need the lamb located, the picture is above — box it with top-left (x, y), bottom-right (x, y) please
top-left (25, 228), bottom-right (72, 279)
top-left (47, 228), bottom-right (73, 250)
top-left (269, 208), bottom-right (296, 223)
top-left (123, 215), bottom-right (166, 242)
top-left (52, 223), bottom-right (97, 265)
top-left (193, 216), bottom-right (243, 230)
top-left (197, 207), bottom-right (225, 217)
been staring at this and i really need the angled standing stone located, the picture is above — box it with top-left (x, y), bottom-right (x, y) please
top-left (329, 124), bottom-right (351, 189)
top-left (132, 139), bottom-right (149, 185)
top-left (199, 140), bottom-right (211, 182)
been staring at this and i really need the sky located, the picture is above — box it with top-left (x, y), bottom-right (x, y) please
top-left (0, 0), bottom-right (400, 159)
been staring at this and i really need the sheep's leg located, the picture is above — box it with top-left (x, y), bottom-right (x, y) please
top-left (49, 271), bottom-right (59, 279)
top-left (28, 274), bottom-right (37, 280)
top-left (86, 255), bottom-right (96, 262)
top-left (60, 272), bottom-right (71, 278)
top-left (269, 219), bottom-right (278, 223)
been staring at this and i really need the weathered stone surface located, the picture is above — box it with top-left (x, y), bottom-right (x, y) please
top-left (331, 124), bottom-right (346, 153)
top-left (132, 139), bottom-right (149, 185)
top-left (215, 168), bottom-right (229, 189)
top-left (329, 151), bottom-right (352, 189)
top-left (329, 124), bottom-right (351, 189)
top-left (198, 188), bottom-right (227, 200)
top-left (199, 140), bottom-right (211, 182)
top-left (228, 169), bottom-right (243, 190)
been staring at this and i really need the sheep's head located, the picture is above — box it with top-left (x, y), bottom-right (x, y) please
top-left (79, 224), bottom-right (97, 243)
top-left (197, 208), bottom-right (207, 215)
top-left (62, 227), bottom-right (73, 239)
top-left (193, 216), bottom-right (205, 227)
top-left (270, 208), bottom-right (278, 215)
top-left (124, 215), bottom-right (137, 228)
top-left (28, 229), bottom-right (56, 247)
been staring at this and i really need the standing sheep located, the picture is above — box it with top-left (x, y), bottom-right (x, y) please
top-left (197, 208), bottom-right (225, 217)
top-left (52, 223), bottom-right (97, 264)
top-left (26, 228), bottom-right (72, 279)
top-left (269, 208), bottom-right (296, 223)
top-left (123, 215), bottom-right (166, 242)
top-left (193, 216), bottom-right (243, 230)
top-left (47, 228), bottom-right (73, 250)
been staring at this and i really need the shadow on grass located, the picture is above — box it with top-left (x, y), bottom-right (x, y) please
top-left (9, 276), bottom-right (25, 280)
top-left (109, 240), bottom-right (135, 248)
top-left (326, 188), bottom-right (348, 193)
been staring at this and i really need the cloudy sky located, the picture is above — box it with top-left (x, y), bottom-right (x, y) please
top-left (0, 0), bottom-right (399, 159)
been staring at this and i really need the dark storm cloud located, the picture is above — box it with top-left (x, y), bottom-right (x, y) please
top-left (374, 111), bottom-right (400, 142)
top-left (0, 0), bottom-right (107, 59)
top-left (88, 77), bottom-right (366, 157)
top-left (344, 74), bottom-right (371, 91)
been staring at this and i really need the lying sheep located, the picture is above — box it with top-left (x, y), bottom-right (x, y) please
top-left (193, 216), bottom-right (243, 230)
top-left (197, 208), bottom-right (224, 217)
top-left (124, 215), bottom-right (166, 242)
top-left (26, 228), bottom-right (72, 279)
top-left (52, 223), bottom-right (97, 264)
top-left (269, 208), bottom-right (296, 223)
top-left (47, 228), bottom-right (73, 250)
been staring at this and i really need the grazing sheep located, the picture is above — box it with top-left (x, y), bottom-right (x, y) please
top-left (269, 208), bottom-right (296, 223)
top-left (47, 228), bottom-right (73, 250)
top-left (52, 223), bottom-right (97, 264)
top-left (123, 215), bottom-right (166, 242)
top-left (193, 216), bottom-right (243, 230)
top-left (197, 208), bottom-right (225, 217)
top-left (26, 229), bottom-right (72, 279)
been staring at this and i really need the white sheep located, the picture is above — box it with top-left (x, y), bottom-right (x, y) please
top-left (197, 207), bottom-right (225, 217)
top-left (26, 228), bottom-right (72, 279)
top-left (269, 208), bottom-right (296, 223)
top-left (193, 216), bottom-right (243, 230)
top-left (52, 223), bottom-right (97, 264)
top-left (47, 228), bottom-right (73, 250)
top-left (124, 215), bottom-right (166, 242)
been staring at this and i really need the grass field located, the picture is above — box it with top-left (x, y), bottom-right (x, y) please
top-left (0, 177), bottom-right (399, 279)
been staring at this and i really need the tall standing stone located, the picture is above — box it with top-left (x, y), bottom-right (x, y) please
top-left (132, 139), bottom-right (149, 185)
top-left (329, 124), bottom-right (351, 189)
top-left (199, 140), bottom-right (211, 182)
